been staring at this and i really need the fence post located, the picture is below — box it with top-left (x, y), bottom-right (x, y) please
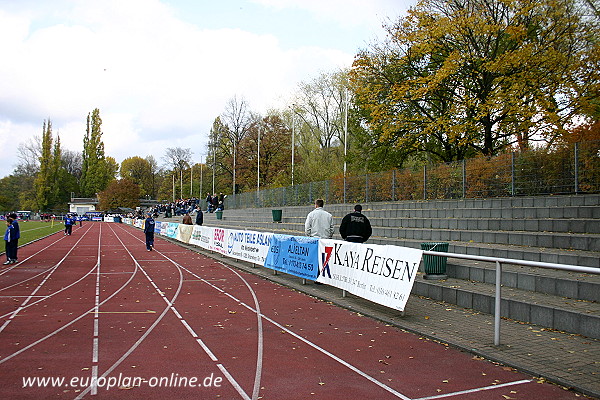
top-left (365, 174), bottom-right (369, 203)
top-left (511, 152), bottom-right (515, 197)
top-left (494, 260), bottom-right (502, 346)
top-left (392, 169), bottom-right (396, 201)
top-left (462, 159), bottom-right (466, 198)
top-left (423, 165), bottom-right (428, 200)
top-left (574, 142), bottom-right (579, 194)
top-left (343, 175), bottom-right (347, 204)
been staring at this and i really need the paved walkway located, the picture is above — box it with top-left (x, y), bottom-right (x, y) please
top-left (176, 242), bottom-right (599, 399)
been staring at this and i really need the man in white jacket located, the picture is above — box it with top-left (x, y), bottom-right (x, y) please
top-left (305, 198), bottom-right (334, 239)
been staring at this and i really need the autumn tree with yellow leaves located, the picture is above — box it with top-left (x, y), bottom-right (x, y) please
top-left (351, 0), bottom-right (600, 164)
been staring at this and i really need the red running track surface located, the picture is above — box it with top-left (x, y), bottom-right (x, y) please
top-left (0, 222), bottom-right (587, 399)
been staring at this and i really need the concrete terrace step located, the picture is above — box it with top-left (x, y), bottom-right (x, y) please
top-left (412, 275), bottom-right (600, 339)
top-left (224, 205), bottom-right (600, 220)
top-left (207, 216), bottom-right (599, 266)
top-left (201, 213), bottom-right (600, 253)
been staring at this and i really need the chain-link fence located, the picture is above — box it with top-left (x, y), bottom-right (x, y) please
top-left (227, 141), bottom-right (600, 209)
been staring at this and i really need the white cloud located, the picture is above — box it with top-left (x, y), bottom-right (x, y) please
top-left (0, 0), bottom-right (410, 177)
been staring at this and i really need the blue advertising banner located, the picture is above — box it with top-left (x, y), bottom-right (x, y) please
top-left (154, 221), bottom-right (163, 235)
top-left (165, 222), bottom-right (179, 238)
top-left (263, 234), bottom-right (319, 280)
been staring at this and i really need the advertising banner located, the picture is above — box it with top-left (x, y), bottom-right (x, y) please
top-left (263, 235), bottom-right (319, 280)
top-left (177, 224), bottom-right (194, 244)
top-left (209, 227), bottom-right (227, 254)
top-left (154, 221), bottom-right (162, 235)
top-left (317, 239), bottom-right (422, 311)
top-left (189, 225), bottom-right (209, 248)
top-left (226, 229), bottom-right (273, 264)
top-left (165, 222), bottom-right (179, 239)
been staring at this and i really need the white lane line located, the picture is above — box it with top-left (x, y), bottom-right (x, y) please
top-left (217, 364), bottom-right (252, 400)
top-left (181, 258), bottom-right (410, 399)
top-left (197, 339), bottom-right (219, 362)
top-left (219, 264), bottom-right (264, 400)
top-left (90, 223), bottom-right (102, 395)
top-left (74, 224), bottom-right (185, 399)
top-left (0, 225), bottom-right (91, 284)
top-left (114, 224), bottom-right (252, 400)
top-left (0, 263), bottom-right (139, 365)
top-left (0, 225), bottom-right (95, 333)
top-left (413, 379), bottom-right (533, 400)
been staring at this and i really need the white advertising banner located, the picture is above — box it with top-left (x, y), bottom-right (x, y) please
top-left (176, 224), bottom-right (194, 244)
top-left (226, 229), bottom-right (273, 265)
top-left (317, 239), bottom-right (423, 311)
top-left (189, 225), bottom-right (210, 248)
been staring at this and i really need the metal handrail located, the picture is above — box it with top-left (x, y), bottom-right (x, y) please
top-left (422, 250), bottom-right (600, 345)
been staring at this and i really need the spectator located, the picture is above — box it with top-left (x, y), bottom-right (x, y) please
top-left (3, 217), bottom-right (17, 265)
top-left (8, 213), bottom-right (20, 263)
top-left (211, 194), bottom-right (219, 212)
top-left (64, 214), bottom-right (74, 236)
top-left (195, 206), bottom-right (204, 225)
top-left (144, 212), bottom-right (155, 251)
top-left (339, 204), bottom-right (372, 243)
top-left (304, 198), bottom-right (334, 239)
top-left (206, 193), bottom-right (213, 212)
top-left (304, 199), bottom-right (333, 285)
top-left (182, 213), bottom-right (193, 225)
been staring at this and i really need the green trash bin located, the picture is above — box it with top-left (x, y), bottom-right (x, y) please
top-left (215, 210), bottom-right (223, 220)
top-left (421, 242), bottom-right (449, 280)
top-left (272, 209), bottom-right (282, 223)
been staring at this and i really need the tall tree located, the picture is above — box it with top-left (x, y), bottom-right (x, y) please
top-left (80, 108), bottom-right (115, 197)
top-left (97, 179), bottom-right (141, 210)
top-left (237, 115), bottom-right (293, 190)
top-left (294, 70), bottom-right (348, 150)
top-left (162, 147), bottom-right (192, 199)
top-left (121, 156), bottom-right (153, 196)
top-left (33, 120), bottom-right (64, 211)
top-left (34, 120), bottom-right (53, 211)
top-left (221, 96), bottom-right (252, 195)
top-left (351, 0), bottom-right (600, 162)
top-left (206, 116), bottom-right (232, 194)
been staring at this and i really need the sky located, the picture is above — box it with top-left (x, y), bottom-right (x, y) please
top-left (0, 0), bottom-right (415, 178)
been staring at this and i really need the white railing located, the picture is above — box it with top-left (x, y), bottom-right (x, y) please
top-left (422, 250), bottom-right (600, 345)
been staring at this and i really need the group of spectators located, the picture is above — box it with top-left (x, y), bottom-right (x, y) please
top-left (151, 198), bottom-right (201, 218)
top-left (205, 193), bottom-right (226, 213)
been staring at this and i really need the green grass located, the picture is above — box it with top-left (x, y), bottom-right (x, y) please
top-left (11, 220), bottom-right (65, 244)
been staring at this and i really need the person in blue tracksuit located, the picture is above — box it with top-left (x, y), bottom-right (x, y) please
top-left (64, 214), bottom-right (74, 235)
top-left (4, 217), bottom-right (18, 265)
top-left (7, 213), bottom-right (20, 263)
top-left (144, 212), bottom-right (155, 251)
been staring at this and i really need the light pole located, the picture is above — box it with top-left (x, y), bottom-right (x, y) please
top-left (257, 122), bottom-right (261, 195)
top-left (291, 105), bottom-right (296, 187)
top-left (343, 88), bottom-right (348, 204)
top-left (212, 143), bottom-right (216, 195)
top-left (199, 155), bottom-right (204, 201)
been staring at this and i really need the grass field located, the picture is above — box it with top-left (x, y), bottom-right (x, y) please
top-left (9, 220), bottom-right (65, 244)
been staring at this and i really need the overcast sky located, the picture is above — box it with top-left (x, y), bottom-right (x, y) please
top-left (0, 0), bottom-right (414, 178)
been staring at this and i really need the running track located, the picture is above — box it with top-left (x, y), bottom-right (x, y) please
top-left (0, 222), bottom-right (587, 399)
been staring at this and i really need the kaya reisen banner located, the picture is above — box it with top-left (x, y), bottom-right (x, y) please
top-left (317, 239), bottom-right (423, 311)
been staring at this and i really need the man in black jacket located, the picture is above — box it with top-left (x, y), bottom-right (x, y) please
top-left (339, 204), bottom-right (372, 243)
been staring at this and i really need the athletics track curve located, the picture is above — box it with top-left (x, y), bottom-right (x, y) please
top-left (0, 222), bottom-right (591, 399)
